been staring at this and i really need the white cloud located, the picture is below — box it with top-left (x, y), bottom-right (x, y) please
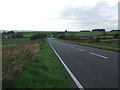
top-left (58, 1), bottom-right (118, 30)
top-left (0, 0), bottom-right (119, 31)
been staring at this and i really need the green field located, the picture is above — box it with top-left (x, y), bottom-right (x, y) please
top-left (80, 38), bottom-right (120, 48)
top-left (65, 31), bottom-right (104, 37)
top-left (2, 38), bottom-right (30, 47)
top-left (101, 39), bottom-right (120, 43)
top-left (23, 32), bottom-right (38, 37)
top-left (64, 31), bottom-right (120, 38)
top-left (23, 31), bottom-right (52, 37)
top-left (107, 31), bottom-right (120, 34)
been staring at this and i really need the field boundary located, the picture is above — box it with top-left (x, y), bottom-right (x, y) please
top-left (48, 40), bottom-right (84, 89)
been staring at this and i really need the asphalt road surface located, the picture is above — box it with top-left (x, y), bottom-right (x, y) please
top-left (48, 38), bottom-right (119, 88)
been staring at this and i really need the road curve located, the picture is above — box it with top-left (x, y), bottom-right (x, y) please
top-left (48, 38), bottom-right (118, 88)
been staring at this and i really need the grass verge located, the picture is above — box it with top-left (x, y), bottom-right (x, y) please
top-left (59, 39), bottom-right (120, 52)
top-left (3, 39), bottom-right (73, 88)
top-left (2, 40), bottom-right (42, 81)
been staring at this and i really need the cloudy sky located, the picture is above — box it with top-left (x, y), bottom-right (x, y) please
top-left (0, 0), bottom-right (119, 31)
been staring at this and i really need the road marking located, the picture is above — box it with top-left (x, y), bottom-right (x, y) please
top-left (89, 52), bottom-right (108, 59)
top-left (76, 48), bottom-right (85, 51)
top-left (70, 46), bottom-right (74, 48)
top-left (49, 42), bottom-right (84, 89)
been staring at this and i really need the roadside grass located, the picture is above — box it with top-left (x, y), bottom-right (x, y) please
top-left (2, 38), bottom-right (30, 48)
top-left (2, 40), bottom-right (42, 80)
top-left (3, 39), bottom-right (73, 88)
top-left (59, 39), bottom-right (120, 52)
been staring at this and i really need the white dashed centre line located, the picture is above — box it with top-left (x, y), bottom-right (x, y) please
top-left (76, 48), bottom-right (85, 51)
top-left (70, 46), bottom-right (74, 48)
top-left (89, 52), bottom-right (108, 59)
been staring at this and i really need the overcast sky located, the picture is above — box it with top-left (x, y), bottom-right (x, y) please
top-left (0, 0), bottom-right (119, 31)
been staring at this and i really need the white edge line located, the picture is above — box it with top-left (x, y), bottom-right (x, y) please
top-left (49, 42), bottom-right (84, 89)
top-left (89, 52), bottom-right (108, 59)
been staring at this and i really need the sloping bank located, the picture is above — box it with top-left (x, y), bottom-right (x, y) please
top-left (3, 39), bottom-right (73, 88)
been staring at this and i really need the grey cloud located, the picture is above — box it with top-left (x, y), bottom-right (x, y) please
top-left (59, 1), bottom-right (118, 30)
top-left (118, 1), bottom-right (120, 29)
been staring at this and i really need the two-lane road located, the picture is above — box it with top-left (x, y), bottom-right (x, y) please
top-left (48, 38), bottom-right (118, 88)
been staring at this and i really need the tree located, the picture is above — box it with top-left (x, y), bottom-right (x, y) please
top-left (57, 34), bottom-right (65, 39)
top-left (11, 32), bottom-right (23, 38)
top-left (2, 31), bottom-right (7, 34)
top-left (65, 30), bottom-right (67, 32)
top-left (110, 29), bottom-right (115, 32)
top-left (80, 30), bottom-right (90, 32)
top-left (92, 29), bottom-right (105, 32)
top-left (7, 31), bottom-right (15, 34)
top-left (30, 33), bottom-right (46, 40)
top-left (110, 30), bottom-right (120, 32)
top-left (103, 32), bottom-right (107, 38)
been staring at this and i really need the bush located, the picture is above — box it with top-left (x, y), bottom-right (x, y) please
top-left (11, 33), bottom-right (23, 38)
top-left (80, 30), bottom-right (90, 32)
top-left (57, 34), bottom-right (65, 39)
top-left (88, 36), bottom-right (93, 42)
top-left (92, 29), bottom-right (105, 32)
top-left (30, 33), bottom-right (46, 40)
top-left (113, 33), bottom-right (120, 38)
top-left (94, 37), bottom-right (101, 42)
top-left (7, 31), bottom-right (15, 34)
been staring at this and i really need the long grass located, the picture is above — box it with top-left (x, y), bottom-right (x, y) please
top-left (3, 39), bottom-right (73, 88)
top-left (2, 40), bottom-right (42, 80)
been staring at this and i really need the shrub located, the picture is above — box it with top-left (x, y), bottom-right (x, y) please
top-left (92, 29), bottom-right (105, 32)
top-left (65, 30), bottom-right (67, 32)
top-left (57, 34), bottom-right (65, 39)
top-left (113, 33), bottom-right (120, 38)
top-left (88, 36), bottom-right (94, 42)
top-left (11, 33), bottom-right (23, 38)
top-left (80, 30), bottom-right (90, 32)
top-left (7, 31), bottom-right (15, 34)
top-left (94, 37), bottom-right (101, 42)
top-left (30, 33), bottom-right (46, 40)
